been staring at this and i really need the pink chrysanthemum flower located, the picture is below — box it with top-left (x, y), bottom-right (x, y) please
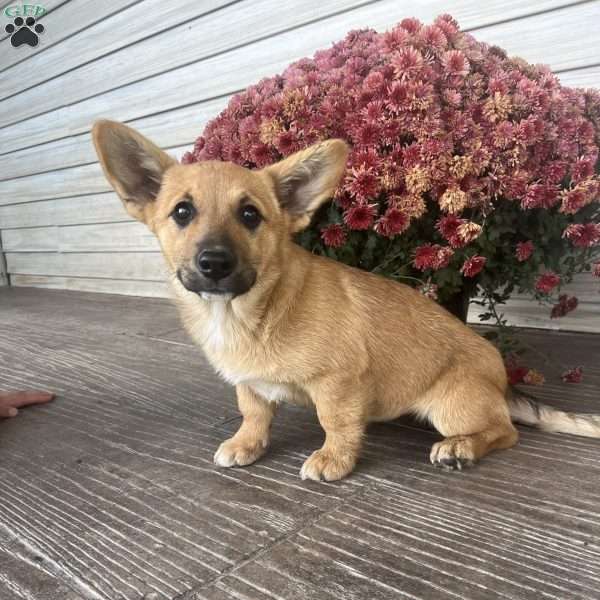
top-left (413, 244), bottom-right (454, 270)
top-left (441, 50), bottom-right (469, 77)
top-left (375, 207), bottom-right (410, 238)
top-left (460, 256), bottom-right (486, 277)
top-left (570, 158), bottom-right (594, 183)
top-left (437, 215), bottom-right (469, 248)
top-left (392, 47), bottom-right (424, 79)
top-left (550, 294), bottom-right (578, 318)
top-left (562, 366), bottom-right (583, 383)
top-left (418, 25), bottom-right (447, 51)
top-left (346, 166), bottom-right (381, 199)
top-left (523, 369), bottom-right (546, 386)
top-left (321, 224), bottom-right (347, 248)
top-left (181, 152), bottom-right (195, 164)
top-left (418, 280), bottom-right (439, 300)
top-left (559, 185), bottom-right (594, 215)
top-left (562, 224), bottom-right (600, 247)
top-left (399, 17), bottom-right (422, 34)
top-left (344, 203), bottom-right (376, 230)
top-left (456, 222), bottom-right (482, 245)
top-left (439, 186), bottom-right (468, 214)
top-left (516, 241), bottom-right (534, 262)
top-left (434, 247), bottom-right (454, 269)
top-left (434, 14), bottom-right (459, 40)
top-left (396, 193), bottom-right (426, 219)
top-left (535, 272), bottom-right (561, 294)
top-left (506, 356), bottom-right (529, 385)
top-left (381, 26), bottom-right (410, 52)
top-left (521, 183), bottom-right (559, 210)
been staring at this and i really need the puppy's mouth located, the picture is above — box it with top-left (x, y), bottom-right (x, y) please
top-left (176, 267), bottom-right (256, 299)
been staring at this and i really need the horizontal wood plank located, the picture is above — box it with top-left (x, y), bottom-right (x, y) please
top-left (558, 65), bottom-right (600, 89)
top-left (0, 97), bottom-right (229, 182)
top-left (0, 233), bottom-right (7, 286)
top-left (10, 274), bottom-right (169, 297)
top-left (1, 1), bottom-right (598, 156)
top-left (2, 221), bottom-right (160, 252)
top-left (0, 0), bottom-right (137, 67)
top-left (0, 193), bottom-right (127, 229)
top-left (0, 144), bottom-right (189, 206)
top-left (0, 0), bottom-right (67, 43)
top-left (6, 251), bottom-right (167, 280)
top-left (0, 0), bottom-right (233, 91)
top-left (476, 299), bottom-right (600, 333)
top-left (468, 272), bottom-right (600, 333)
top-left (475, 1), bottom-right (600, 71)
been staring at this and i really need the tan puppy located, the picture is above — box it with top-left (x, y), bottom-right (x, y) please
top-left (93, 120), bottom-right (600, 481)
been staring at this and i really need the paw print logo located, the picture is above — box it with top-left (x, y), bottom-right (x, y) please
top-left (5, 16), bottom-right (45, 47)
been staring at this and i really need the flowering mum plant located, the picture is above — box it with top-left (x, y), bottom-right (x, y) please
top-left (183, 15), bottom-right (600, 365)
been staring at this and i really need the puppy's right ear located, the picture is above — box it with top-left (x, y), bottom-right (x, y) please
top-left (92, 120), bottom-right (176, 224)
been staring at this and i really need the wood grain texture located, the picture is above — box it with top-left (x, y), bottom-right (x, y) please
top-left (0, 288), bottom-right (599, 599)
top-left (5, 251), bottom-right (167, 280)
top-left (1, 1), bottom-right (597, 156)
top-left (0, 0), bottom-right (233, 96)
top-left (0, 0), bottom-right (138, 67)
top-left (0, 194), bottom-right (130, 229)
top-left (0, 97), bottom-right (231, 181)
top-left (2, 222), bottom-right (160, 253)
top-left (468, 273), bottom-right (600, 333)
top-left (558, 65), bottom-right (600, 88)
top-left (9, 274), bottom-right (169, 297)
top-left (0, 0), bottom-right (67, 43)
top-left (0, 144), bottom-right (189, 206)
top-left (0, 232), bottom-right (7, 286)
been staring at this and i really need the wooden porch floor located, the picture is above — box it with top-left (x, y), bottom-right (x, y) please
top-left (1, 287), bottom-right (599, 600)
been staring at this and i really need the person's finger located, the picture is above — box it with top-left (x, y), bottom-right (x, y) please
top-left (0, 405), bottom-right (18, 418)
top-left (0, 391), bottom-right (55, 408)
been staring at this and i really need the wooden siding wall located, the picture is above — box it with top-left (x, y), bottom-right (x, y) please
top-left (0, 0), bottom-right (598, 331)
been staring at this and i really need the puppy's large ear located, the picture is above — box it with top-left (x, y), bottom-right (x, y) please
top-left (92, 120), bottom-right (176, 224)
top-left (264, 139), bottom-right (349, 232)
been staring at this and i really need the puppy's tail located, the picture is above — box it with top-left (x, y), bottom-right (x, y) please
top-left (507, 389), bottom-right (600, 438)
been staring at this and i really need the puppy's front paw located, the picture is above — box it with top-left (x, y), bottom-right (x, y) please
top-left (213, 436), bottom-right (268, 468)
top-left (300, 448), bottom-right (356, 482)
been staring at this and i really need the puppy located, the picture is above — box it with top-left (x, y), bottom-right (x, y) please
top-left (93, 120), bottom-right (600, 481)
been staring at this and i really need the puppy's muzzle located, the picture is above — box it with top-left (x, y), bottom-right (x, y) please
top-left (177, 244), bottom-right (256, 298)
top-left (197, 246), bottom-right (236, 282)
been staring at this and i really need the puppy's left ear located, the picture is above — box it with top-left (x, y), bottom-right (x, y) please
top-left (264, 139), bottom-right (349, 232)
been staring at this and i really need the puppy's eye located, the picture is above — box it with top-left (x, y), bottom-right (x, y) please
top-left (239, 204), bottom-right (262, 230)
top-left (171, 201), bottom-right (195, 226)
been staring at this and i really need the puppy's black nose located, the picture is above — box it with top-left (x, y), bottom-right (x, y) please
top-left (197, 247), bottom-right (236, 281)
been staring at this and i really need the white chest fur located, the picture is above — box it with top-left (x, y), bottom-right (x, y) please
top-left (247, 379), bottom-right (311, 406)
top-left (179, 291), bottom-right (311, 407)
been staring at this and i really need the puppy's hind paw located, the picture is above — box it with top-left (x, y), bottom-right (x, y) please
top-left (214, 437), bottom-right (267, 468)
top-left (430, 436), bottom-right (476, 471)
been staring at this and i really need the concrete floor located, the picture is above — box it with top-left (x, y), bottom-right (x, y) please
top-left (1, 287), bottom-right (599, 600)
